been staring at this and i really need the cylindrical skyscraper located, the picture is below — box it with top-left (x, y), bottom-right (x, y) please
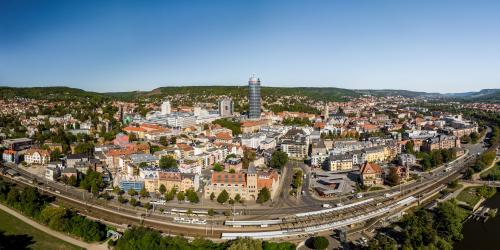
top-left (248, 75), bottom-right (261, 119)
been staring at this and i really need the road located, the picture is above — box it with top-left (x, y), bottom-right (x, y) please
top-left (1, 127), bottom-right (495, 240)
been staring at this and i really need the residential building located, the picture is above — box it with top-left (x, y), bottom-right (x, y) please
top-left (24, 149), bottom-right (50, 165)
top-left (45, 165), bottom-right (60, 181)
top-left (66, 154), bottom-right (89, 168)
top-left (422, 135), bottom-right (460, 152)
top-left (328, 153), bottom-right (354, 172)
top-left (2, 150), bottom-right (20, 164)
top-left (360, 162), bottom-right (383, 186)
top-left (362, 146), bottom-right (389, 163)
top-left (398, 153), bottom-right (416, 167)
top-left (280, 128), bottom-right (309, 160)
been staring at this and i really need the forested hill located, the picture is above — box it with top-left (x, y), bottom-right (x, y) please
top-left (1, 85), bottom-right (498, 103)
top-left (354, 88), bottom-right (500, 103)
top-left (0, 85), bottom-right (360, 102)
top-left (142, 86), bottom-right (360, 101)
top-left (354, 89), bottom-right (441, 98)
top-left (0, 86), bottom-right (107, 101)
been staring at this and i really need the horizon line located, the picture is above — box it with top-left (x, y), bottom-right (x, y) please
top-left (0, 83), bottom-right (498, 95)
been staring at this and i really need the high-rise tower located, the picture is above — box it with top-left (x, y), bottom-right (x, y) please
top-left (161, 100), bottom-right (171, 115)
top-left (248, 75), bottom-right (261, 119)
top-left (218, 98), bottom-right (233, 117)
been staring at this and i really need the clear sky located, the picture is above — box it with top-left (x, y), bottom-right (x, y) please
top-left (1, 0), bottom-right (499, 93)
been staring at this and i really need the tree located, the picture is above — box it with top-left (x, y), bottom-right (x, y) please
top-left (434, 200), bottom-right (466, 242)
top-left (68, 175), bottom-right (78, 187)
top-left (262, 242), bottom-right (296, 250)
top-left (234, 194), bottom-right (241, 203)
top-left (159, 184), bottom-right (167, 195)
top-left (478, 185), bottom-right (496, 199)
top-left (270, 150), bottom-right (288, 169)
top-left (140, 187), bottom-right (150, 198)
top-left (311, 236), bottom-right (329, 250)
top-left (176, 191), bottom-right (185, 202)
top-left (212, 118), bottom-right (241, 135)
top-left (421, 156), bottom-right (432, 171)
top-left (213, 163), bottom-right (223, 172)
top-left (74, 142), bottom-right (94, 155)
top-left (210, 192), bottom-right (215, 201)
top-left (128, 189), bottom-right (137, 196)
top-left (159, 136), bottom-right (168, 146)
top-left (79, 170), bottom-right (104, 192)
top-left (186, 189), bottom-right (199, 203)
top-left (386, 167), bottom-right (400, 186)
top-left (242, 149), bottom-right (256, 168)
top-left (257, 187), bottom-right (271, 204)
top-left (217, 190), bottom-right (229, 204)
top-left (470, 132), bottom-right (479, 144)
top-left (91, 183), bottom-right (99, 197)
top-left (118, 195), bottom-right (126, 204)
top-left (367, 234), bottom-right (397, 250)
top-left (228, 238), bottom-right (262, 250)
top-left (50, 149), bottom-right (62, 161)
top-left (405, 140), bottom-right (415, 154)
top-left (144, 202), bottom-right (152, 210)
top-left (464, 167), bottom-right (475, 180)
top-left (430, 150), bottom-right (443, 167)
top-left (208, 208), bottom-right (215, 216)
top-left (130, 198), bottom-right (138, 207)
top-left (164, 189), bottom-right (175, 201)
top-left (159, 156), bottom-right (178, 169)
top-left (170, 136), bottom-right (177, 145)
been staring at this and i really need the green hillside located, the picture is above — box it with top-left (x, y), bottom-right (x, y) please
top-left (0, 86), bottom-right (106, 101)
top-left (138, 86), bottom-right (360, 101)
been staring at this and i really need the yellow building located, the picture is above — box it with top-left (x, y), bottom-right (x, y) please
top-left (363, 146), bottom-right (389, 163)
top-left (328, 154), bottom-right (353, 171)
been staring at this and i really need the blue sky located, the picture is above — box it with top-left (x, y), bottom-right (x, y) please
top-left (1, 0), bottom-right (499, 93)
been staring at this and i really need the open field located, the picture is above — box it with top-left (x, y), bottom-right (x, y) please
top-left (456, 187), bottom-right (482, 208)
top-left (0, 208), bottom-right (83, 250)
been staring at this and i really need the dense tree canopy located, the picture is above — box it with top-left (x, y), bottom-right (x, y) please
top-left (270, 151), bottom-right (288, 169)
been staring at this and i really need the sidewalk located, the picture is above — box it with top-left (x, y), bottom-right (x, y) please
top-left (0, 203), bottom-right (108, 250)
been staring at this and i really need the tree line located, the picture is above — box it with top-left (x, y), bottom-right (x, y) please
top-left (109, 226), bottom-right (295, 250)
top-left (0, 179), bottom-right (107, 242)
top-left (367, 200), bottom-right (467, 250)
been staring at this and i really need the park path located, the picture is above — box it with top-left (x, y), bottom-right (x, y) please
top-left (472, 158), bottom-right (500, 180)
top-left (0, 203), bottom-right (108, 250)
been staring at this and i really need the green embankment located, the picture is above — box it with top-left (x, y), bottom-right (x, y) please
top-left (0, 208), bottom-right (83, 250)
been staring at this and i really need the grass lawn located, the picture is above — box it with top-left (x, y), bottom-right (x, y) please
top-left (368, 186), bottom-right (385, 191)
top-left (0, 208), bottom-right (83, 250)
top-left (445, 183), bottom-right (463, 193)
top-left (456, 187), bottom-right (481, 208)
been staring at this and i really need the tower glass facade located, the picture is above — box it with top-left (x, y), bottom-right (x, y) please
top-left (248, 75), bottom-right (261, 119)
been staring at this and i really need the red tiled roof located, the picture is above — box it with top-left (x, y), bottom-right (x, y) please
top-left (215, 132), bottom-right (232, 141)
top-left (123, 126), bottom-right (147, 132)
top-left (360, 162), bottom-right (382, 174)
top-left (211, 172), bottom-right (246, 185)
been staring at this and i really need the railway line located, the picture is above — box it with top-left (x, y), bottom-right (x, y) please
top-left (0, 140), bottom-right (487, 240)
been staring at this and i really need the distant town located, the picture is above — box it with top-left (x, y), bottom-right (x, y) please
top-left (0, 78), bottom-right (499, 249)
